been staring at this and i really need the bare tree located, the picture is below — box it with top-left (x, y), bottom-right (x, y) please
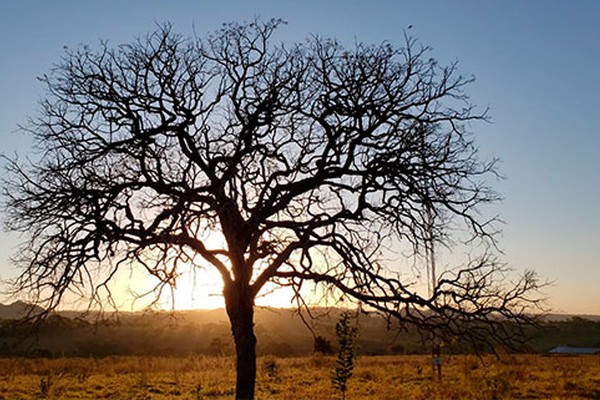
top-left (2, 20), bottom-right (543, 399)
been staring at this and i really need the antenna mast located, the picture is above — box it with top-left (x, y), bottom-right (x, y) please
top-left (426, 204), bottom-right (437, 298)
top-left (426, 201), bottom-right (442, 382)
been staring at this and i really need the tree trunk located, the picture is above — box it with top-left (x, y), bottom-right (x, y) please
top-left (225, 283), bottom-right (256, 400)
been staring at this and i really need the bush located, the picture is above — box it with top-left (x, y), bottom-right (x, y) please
top-left (314, 335), bottom-right (334, 354)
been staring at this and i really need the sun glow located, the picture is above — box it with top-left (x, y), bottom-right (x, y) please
top-left (104, 229), bottom-right (329, 311)
top-left (169, 268), bottom-right (305, 310)
top-left (165, 266), bottom-right (226, 310)
top-left (112, 258), bottom-right (302, 311)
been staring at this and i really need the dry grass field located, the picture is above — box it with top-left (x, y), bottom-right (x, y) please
top-left (0, 354), bottom-right (598, 399)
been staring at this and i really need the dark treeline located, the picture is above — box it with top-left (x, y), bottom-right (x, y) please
top-left (0, 307), bottom-right (598, 358)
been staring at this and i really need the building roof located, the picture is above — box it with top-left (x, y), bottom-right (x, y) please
top-left (549, 346), bottom-right (600, 355)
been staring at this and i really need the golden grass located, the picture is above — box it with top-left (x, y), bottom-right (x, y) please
top-left (0, 354), bottom-right (598, 399)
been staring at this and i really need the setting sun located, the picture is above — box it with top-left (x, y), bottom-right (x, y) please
top-left (166, 272), bottom-right (300, 310)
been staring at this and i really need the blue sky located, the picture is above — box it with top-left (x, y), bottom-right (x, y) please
top-left (0, 1), bottom-right (598, 313)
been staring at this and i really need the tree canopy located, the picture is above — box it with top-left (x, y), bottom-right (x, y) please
top-left (2, 19), bottom-right (544, 399)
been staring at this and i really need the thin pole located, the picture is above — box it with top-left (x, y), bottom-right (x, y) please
top-left (426, 202), bottom-right (442, 383)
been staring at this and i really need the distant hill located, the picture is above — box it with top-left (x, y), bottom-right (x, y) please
top-left (0, 301), bottom-right (45, 320)
top-left (0, 304), bottom-right (598, 357)
top-left (543, 313), bottom-right (600, 322)
top-left (0, 306), bottom-right (427, 357)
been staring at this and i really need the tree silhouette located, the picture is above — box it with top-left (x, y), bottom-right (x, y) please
top-left (2, 19), bottom-right (543, 399)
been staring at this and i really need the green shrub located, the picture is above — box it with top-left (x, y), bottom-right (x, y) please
top-left (332, 312), bottom-right (358, 400)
